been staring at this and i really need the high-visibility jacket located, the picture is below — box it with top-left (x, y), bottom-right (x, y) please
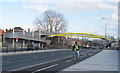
top-left (73, 44), bottom-right (80, 51)
top-left (75, 45), bottom-right (79, 50)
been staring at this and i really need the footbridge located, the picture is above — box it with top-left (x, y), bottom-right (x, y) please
top-left (44, 32), bottom-right (108, 40)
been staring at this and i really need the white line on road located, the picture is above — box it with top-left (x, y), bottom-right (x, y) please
top-left (80, 55), bottom-right (84, 58)
top-left (32, 64), bottom-right (58, 73)
top-left (66, 59), bottom-right (74, 63)
top-left (6, 61), bottom-right (10, 62)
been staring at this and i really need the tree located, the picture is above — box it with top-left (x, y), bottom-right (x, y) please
top-left (34, 10), bottom-right (68, 33)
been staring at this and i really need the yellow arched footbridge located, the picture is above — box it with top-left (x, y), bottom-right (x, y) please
top-left (47, 32), bottom-right (108, 40)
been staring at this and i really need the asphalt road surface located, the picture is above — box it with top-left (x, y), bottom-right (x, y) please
top-left (2, 49), bottom-right (101, 73)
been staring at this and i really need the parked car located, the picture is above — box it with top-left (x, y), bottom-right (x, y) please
top-left (99, 46), bottom-right (104, 49)
top-left (91, 46), bottom-right (96, 50)
top-left (34, 44), bottom-right (39, 50)
top-left (27, 44), bottom-right (34, 51)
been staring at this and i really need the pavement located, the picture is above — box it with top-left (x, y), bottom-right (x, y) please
top-left (62, 50), bottom-right (119, 72)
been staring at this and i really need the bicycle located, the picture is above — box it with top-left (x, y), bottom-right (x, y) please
top-left (73, 50), bottom-right (80, 60)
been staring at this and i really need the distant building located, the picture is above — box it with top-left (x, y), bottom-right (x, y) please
top-left (3, 27), bottom-right (51, 49)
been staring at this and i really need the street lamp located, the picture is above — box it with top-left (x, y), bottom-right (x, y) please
top-left (101, 17), bottom-right (107, 37)
top-left (101, 17), bottom-right (108, 49)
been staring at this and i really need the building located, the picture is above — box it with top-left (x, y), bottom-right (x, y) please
top-left (0, 29), bottom-right (4, 47)
top-left (3, 27), bottom-right (51, 49)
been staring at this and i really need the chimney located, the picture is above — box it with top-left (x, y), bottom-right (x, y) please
top-left (28, 28), bottom-right (30, 33)
top-left (6, 29), bottom-right (8, 32)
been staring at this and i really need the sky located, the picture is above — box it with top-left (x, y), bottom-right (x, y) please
top-left (0, 0), bottom-right (119, 38)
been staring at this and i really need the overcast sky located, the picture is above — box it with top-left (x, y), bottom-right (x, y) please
top-left (0, 0), bottom-right (119, 38)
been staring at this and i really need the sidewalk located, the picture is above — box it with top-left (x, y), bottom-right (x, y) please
top-left (62, 50), bottom-right (119, 71)
top-left (1, 49), bottom-right (69, 56)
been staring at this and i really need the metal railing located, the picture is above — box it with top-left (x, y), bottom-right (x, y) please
top-left (3, 31), bottom-right (47, 42)
top-left (2, 44), bottom-right (71, 53)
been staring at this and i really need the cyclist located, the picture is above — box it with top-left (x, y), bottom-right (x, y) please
top-left (72, 42), bottom-right (80, 60)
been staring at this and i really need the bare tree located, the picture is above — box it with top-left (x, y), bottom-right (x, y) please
top-left (34, 10), bottom-right (68, 34)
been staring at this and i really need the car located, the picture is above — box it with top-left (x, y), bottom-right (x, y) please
top-left (91, 46), bottom-right (98, 50)
top-left (27, 44), bottom-right (34, 51)
top-left (34, 44), bottom-right (39, 50)
top-left (99, 46), bottom-right (104, 49)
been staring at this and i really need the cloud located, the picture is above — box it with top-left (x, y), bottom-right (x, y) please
top-left (69, 1), bottom-right (116, 10)
top-left (0, 0), bottom-right (119, 2)
top-left (53, 2), bottom-right (117, 13)
top-left (74, 0), bottom-right (119, 2)
top-left (22, 2), bottom-right (48, 13)
top-left (93, 11), bottom-right (118, 27)
top-left (107, 23), bottom-right (118, 30)
top-left (22, 0), bottom-right (118, 13)
top-left (111, 13), bottom-right (118, 20)
top-left (21, 0), bottom-right (118, 37)
top-left (107, 0), bottom-right (119, 2)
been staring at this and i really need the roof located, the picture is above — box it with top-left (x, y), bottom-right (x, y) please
top-left (6, 27), bottom-right (23, 32)
top-left (14, 27), bottom-right (23, 30)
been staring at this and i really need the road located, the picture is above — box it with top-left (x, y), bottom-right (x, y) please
top-left (2, 49), bottom-right (101, 73)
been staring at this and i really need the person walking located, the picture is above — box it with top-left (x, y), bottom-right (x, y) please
top-left (72, 42), bottom-right (81, 60)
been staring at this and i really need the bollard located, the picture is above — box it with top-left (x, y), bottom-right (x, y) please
top-left (14, 45), bottom-right (16, 53)
top-left (6, 45), bottom-right (8, 53)
top-left (21, 45), bottom-right (22, 52)
top-left (27, 48), bottom-right (28, 52)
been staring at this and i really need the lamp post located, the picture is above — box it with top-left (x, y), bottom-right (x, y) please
top-left (101, 17), bottom-right (107, 50)
top-left (101, 17), bottom-right (107, 37)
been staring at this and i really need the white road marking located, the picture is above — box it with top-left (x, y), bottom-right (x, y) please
top-left (6, 61), bottom-right (10, 62)
top-left (66, 59), bottom-right (74, 63)
top-left (32, 64), bottom-right (58, 73)
top-left (88, 53), bottom-right (93, 56)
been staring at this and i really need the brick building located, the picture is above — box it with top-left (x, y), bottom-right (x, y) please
top-left (0, 29), bottom-right (4, 47)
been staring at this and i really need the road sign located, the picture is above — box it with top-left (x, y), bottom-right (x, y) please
top-left (16, 37), bottom-right (18, 42)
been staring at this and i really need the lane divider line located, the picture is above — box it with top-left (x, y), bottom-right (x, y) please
top-left (32, 64), bottom-right (58, 73)
top-left (66, 59), bottom-right (74, 63)
top-left (80, 56), bottom-right (84, 58)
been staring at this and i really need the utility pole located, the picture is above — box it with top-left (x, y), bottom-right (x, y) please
top-left (101, 17), bottom-right (107, 50)
top-left (105, 24), bottom-right (107, 37)
top-left (105, 23), bottom-right (107, 50)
